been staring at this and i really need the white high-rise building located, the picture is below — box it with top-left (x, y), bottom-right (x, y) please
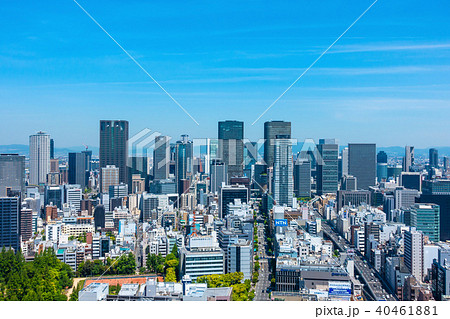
top-left (29, 132), bottom-right (50, 185)
top-left (273, 137), bottom-right (293, 207)
top-left (66, 186), bottom-right (82, 212)
top-left (341, 147), bottom-right (349, 177)
top-left (404, 228), bottom-right (424, 282)
top-left (403, 146), bottom-right (414, 172)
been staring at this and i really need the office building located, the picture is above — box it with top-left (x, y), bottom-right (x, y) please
top-left (0, 197), bottom-right (20, 251)
top-left (377, 151), bottom-right (387, 164)
top-left (50, 139), bottom-right (54, 159)
top-left (429, 148), bottom-right (439, 169)
top-left (94, 205), bottom-right (106, 230)
top-left (273, 136), bottom-right (293, 207)
top-left (68, 152), bottom-right (87, 190)
top-left (66, 186), bottom-right (82, 212)
top-left (403, 146), bottom-right (414, 172)
top-left (431, 255), bottom-right (450, 300)
top-left (179, 235), bottom-right (225, 280)
top-left (219, 185), bottom-right (248, 219)
top-left (109, 183), bottom-right (128, 199)
top-left (337, 190), bottom-right (371, 211)
top-left (410, 204), bottom-right (440, 242)
top-left (377, 163), bottom-right (388, 182)
top-left (400, 172), bottom-right (422, 192)
top-left (99, 120), bottom-right (129, 184)
top-left (316, 139), bottom-right (338, 195)
top-left (444, 157), bottom-right (450, 171)
top-left (101, 165), bottom-right (119, 194)
top-left (404, 229), bottom-right (424, 282)
top-left (154, 135), bottom-right (170, 180)
top-left (341, 147), bottom-right (349, 177)
top-left (0, 154), bottom-right (25, 197)
top-left (218, 120), bottom-right (244, 180)
top-left (417, 197), bottom-right (447, 241)
top-left (348, 143), bottom-right (376, 190)
top-left (175, 135), bottom-right (193, 191)
top-left (210, 159), bottom-right (227, 194)
top-left (128, 156), bottom-right (149, 193)
top-left (45, 185), bottom-right (64, 209)
top-left (394, 187), bottom-right (419, 210)
top-left (227, 239), bottom-right (252, 280)
top-left (294, 159), bottom-right (311, 198)
top-left (263, 121), bottom-right (291, 168)
top-left (29, 131), bottom-right (51, 185)
top-left (341, 175), bottom-right (357, 191)
top-left (20, 208), bottom-right (33, 242)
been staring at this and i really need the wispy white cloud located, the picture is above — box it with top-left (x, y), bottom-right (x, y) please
top-left (330, 42), bottom-right (450, 54)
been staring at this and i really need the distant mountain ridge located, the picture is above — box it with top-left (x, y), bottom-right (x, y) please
top-left (1, 144), bottom-right (449, 158)
top-left (0, 144), bottom-right (99, 157)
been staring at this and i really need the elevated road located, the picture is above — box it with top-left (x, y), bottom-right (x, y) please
top-left (319, 220), bottom-right (397, 301)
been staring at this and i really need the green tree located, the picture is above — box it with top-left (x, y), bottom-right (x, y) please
top-left (165, 267), bottom-right (177, 282)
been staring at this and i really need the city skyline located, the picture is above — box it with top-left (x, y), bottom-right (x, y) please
top-left (1, 0), bottom-right (450, 146)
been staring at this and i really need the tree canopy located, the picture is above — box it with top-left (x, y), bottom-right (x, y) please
top-left (77, 253), bottom-right (136, 277)
top-left (0, 247), bottom-right (73, 301)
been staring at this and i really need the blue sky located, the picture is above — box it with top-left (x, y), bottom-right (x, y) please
top-left (1, 0), bottom-right (449, 148)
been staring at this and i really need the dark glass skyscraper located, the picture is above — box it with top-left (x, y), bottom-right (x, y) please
top-left (0, 154), bottom-right (25, 197)
top-left (429, 148), bottom-right (439, 168)
top-left (153, 135), bottom-right (170, 180)
top-left (377, 151), bottom-right (388, 164)
top-left (99, 120), bottom-right (129, 184)
top-left (175, 135), bottom-right (193, 191)
top-left (348, 143), bottom-right (376, 190)
top-left (0, 197), bottom-right (20, 251)
top-left (316, 139), bottom-right (338, 195)
top-left (50, 139), bottom-right (54, 159)
top-left (263, 121), bottom-right (291, 168)
top-left (294, 158), bottom-right (311, 198)
top-left (68, 152), bottom-right (87, 189)
top-left (218, 120), bottom-right (244, 180)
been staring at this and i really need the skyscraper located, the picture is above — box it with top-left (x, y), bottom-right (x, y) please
top-left (348, 143), bottom-right (376, 190)
top-left (444, 156), bottom-right (450, 171)
top-left (294, 158), bottom-right (311, 198)
top-left (128, 156), bottom-right (149, 193)
top-left (82, 149), bottom-right (93, 172)
top-left (403, 146), bottom-right (414, 172)
top-left (429, 148), bottom-right (439, 168)
top-left (0, 196), bottom-right (20, 251)
top-left (377, 151), bottom-right (388, 164)
top-left (153, 135), bottom-right (170, 180)
top-left (210, 159), bottom-right (227, 194)
top-left (94, 205), bottom-right (106, 230)
top-left (101, 165), bottom-right (119, 194)
top-left (29, 131), bottom-right (50, 186)
top-left (410, 204), bottom-right (440, 242)
top-left (68, 152), bottom-right (87, 189)
top-left (316, 139), bottom-right (338, 195)
top-left (218, 120), bottom-right (244, 180)
top-left (273, 136), bottom-right (293, 207)
top-left (0, 154), bottom-right (25, 197)
top-left (404, 229), bottom-right (424, 282)
top-left (50, 139), bottom-right (54, 159)
top-left (263, 121), bottom-right (291, 168)
top-left (175, 135), bottom-right (193, 191)
top-left (341, 147), bottom-right (349, 177)
top-left (99, 120), bottom-right (129, 185)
